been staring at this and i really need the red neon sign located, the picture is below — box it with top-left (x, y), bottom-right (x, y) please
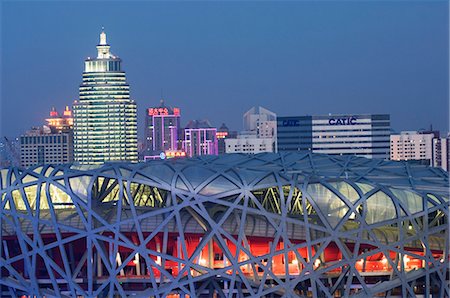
top-left (148, 108), bottom-right (169, 116)
top-left (148, 107), bottom-right (181, 116)
top-left (216, 132), bottom-right (228, 139)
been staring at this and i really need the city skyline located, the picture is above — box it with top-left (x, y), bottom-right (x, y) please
top-left (1, 2), bottom-right (449, 296)
top-left (2, 1), bottom-right (448, 138)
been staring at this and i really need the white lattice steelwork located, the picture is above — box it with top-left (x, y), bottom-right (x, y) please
top-left (0, 153), bottom-right (448, 297)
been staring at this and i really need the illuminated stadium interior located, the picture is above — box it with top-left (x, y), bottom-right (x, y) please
top-left (0, 153), bottom-right (448, 297)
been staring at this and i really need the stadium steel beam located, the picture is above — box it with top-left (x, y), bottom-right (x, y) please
top-left (0, 152), bottom-right (448, 297)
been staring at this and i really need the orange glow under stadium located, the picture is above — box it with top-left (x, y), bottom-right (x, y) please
top-left (0, 153), bottom-right (448, 297)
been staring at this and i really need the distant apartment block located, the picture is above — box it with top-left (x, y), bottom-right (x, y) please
top-left (226, 106), bottom-right (277, 154)
top-left (243, 106), bottom-right (277, 139)
top-left (20, 107), bottom-right (74, 167)
top-left (433, 134), bottom-right (449, 171)
top-left (216, 123), bottom-right (237, 155)
top-left (183, 120), bottom-right (218, 157)
top-left (391, 131), bottom-right (449, 171)
top-left (20, 127), bottom-right (73, 167)
top-left (225, 132), bottom-right (274, 154)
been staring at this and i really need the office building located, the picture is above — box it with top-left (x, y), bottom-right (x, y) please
top-left (225, 131), bottom-right (274, 154)
top-left (433, 134), bottom-right (449, 171)
top-left (243, 106), bottom-right (277, 139)
top-left (73, 29), bottom-right (138, 164)
top-left (276, 116), bottom-right (313, 152)
top-left (20, 126), bottom-right (73, 167)
top-left (1, 153), bottom-right (448, 297)
top-left (216, 123), bottom-right (237, 154)
top-left (277, 114), bottom-right (391, 159)
top-left (390, 131), bottom-right (433, 163)
top-left (182, 120), bottom-right (218, 157)
top-left (391, 131), bottom-right (450, 171)
top-left (145, 99), bottom-right (181, 154)
top-left (226, 106), bottom-right (277, 154)
top-left (20, 107), bottom-right (74, 167)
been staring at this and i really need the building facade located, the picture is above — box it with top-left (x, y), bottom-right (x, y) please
top-left (433, 135), bottom-right (449, 171)
top-left (243, 106), bottom-right (277, 139)
top-left (216, 123), bottom-right (238, 155)
top-left (20, 107), bottom-right (74, 167)
top-left (390, 131), bottom-right (434, 163)
top-left (277, 116), bottom-right (313, 152)
top-left (182, 120), bottom-right (218, 157)
top-left (226, 106), bottom-right (277, 154)
top-left (145, 100), bottom-right (181, 155)
top-left (225, 132), bottom-right (274, 154)
top-left (391, 131), bottom-right (450, 171)
top-left (73, 29), bottom-right (138, 164)
top-left (277, 114), bottom-right (391, 159)
top-left (20, 127), bottom-right (73, 167)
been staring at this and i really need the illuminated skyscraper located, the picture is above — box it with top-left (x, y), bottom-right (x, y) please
top-left (183, 120), bottom-right (218, 157)
top-left (145, 99), bottom-right (181, 154)
top-left (73, 29), bottom-right (138, 164)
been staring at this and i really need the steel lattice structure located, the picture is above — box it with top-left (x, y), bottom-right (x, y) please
top-left (0, 153), bottom-right (448, 297)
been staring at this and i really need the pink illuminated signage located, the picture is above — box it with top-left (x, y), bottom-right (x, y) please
top-left (216, 132), bottom-right (228, 139)
top-left (148, 107), bottom-right (181, 116)
top-left (148, 108), bottom-right (169, 116)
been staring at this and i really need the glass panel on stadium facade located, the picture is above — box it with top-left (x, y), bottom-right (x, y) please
top-left (390, 188), bottom-right (424, 214)
top-left (69, 175), bottom-right (92, 200)
top-left (307, 183), bottom-right (349, 228)
top-left (328, 181), bottom-right (360, 203)
top-left (365, 191), bottom-right (397, 224)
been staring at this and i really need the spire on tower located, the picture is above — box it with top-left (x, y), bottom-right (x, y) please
top-left (96, 27), bottom-right (111, 59)
top-left (99, 27), bottom-right (107, 45)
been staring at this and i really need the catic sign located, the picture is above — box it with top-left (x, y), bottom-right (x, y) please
top-left (282, 120), bottom-right (300, 127)
top-left (328, 117), bottom-right (357, 125)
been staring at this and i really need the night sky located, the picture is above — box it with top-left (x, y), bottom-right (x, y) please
top-left (1, 1), bottom-right (448, 139)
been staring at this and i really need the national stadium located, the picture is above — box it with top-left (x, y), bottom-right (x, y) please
top-left (0, 153), bottom-right (448, 297)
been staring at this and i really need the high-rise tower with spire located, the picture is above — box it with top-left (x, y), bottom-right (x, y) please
top-left (73, 29), bottom-right (138, 164)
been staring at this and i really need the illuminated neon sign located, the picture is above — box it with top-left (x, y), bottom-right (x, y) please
top-left (328, 117), bottom-right (357, 125)
top-left (216, 132), bottom-right (228, 139)
top-left (148, 108), bottom-right (169, 116)
top-left (164, 150), bottom-right (186, 158)
top-left (148, 107), bottom-right (181, 116)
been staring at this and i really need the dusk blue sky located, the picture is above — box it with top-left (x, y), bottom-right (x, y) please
top-left (2, 1), bottom-right (449, 139)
